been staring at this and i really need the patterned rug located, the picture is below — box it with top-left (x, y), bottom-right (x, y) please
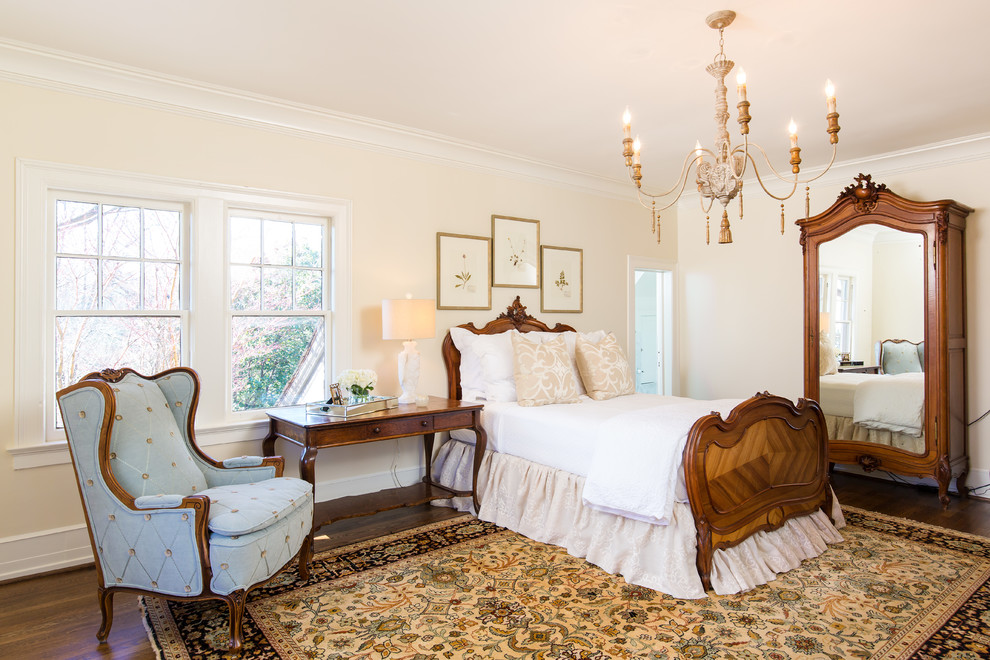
top-left (142, 507), bottom-right (990, 659)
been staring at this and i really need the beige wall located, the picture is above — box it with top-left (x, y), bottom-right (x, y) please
top-left (677, 160), bottom-right (990, 481)
top-left (0, 80), bottom-right (669, 549)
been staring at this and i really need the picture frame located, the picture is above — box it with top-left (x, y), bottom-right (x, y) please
top-left (540, 245), bottom-right (583, 313)
top-left (436, 233), bottom-right (492, 310)
top-left (491, 215), bottom-right (540, 288)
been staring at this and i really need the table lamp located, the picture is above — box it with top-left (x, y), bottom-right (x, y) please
top-left (382, 298), bottom-right (436, 404)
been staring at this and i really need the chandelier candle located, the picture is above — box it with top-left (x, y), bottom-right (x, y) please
top-left (620, 9), bottom-right (841, 245)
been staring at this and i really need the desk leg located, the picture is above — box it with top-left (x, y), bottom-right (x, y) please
top-left (422, 432), bottom-right (436, 484)
top-left (299, 443), bottom-right (318, 571)
top-left (471, 411), bottom-right (488, 513)
top-left (262, 423), bottom-right (277, 457)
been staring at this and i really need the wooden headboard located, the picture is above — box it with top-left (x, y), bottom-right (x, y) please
top-left (441, 296), bottom-right (576, 400)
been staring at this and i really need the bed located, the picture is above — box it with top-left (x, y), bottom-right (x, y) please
top-left (432, 298), bottom-right (843, 599)
top-left (818, 339), bottom-right (926, 454)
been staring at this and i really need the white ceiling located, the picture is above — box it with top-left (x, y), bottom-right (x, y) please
top-left (1, 0), bottom-right (989, 186)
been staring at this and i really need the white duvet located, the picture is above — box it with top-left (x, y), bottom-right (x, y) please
top-left (853, 372), bottom-right (925, 437)
top-left (450, 394), bottom-right (742, 524)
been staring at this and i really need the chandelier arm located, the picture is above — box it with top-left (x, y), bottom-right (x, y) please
top-left (743, 152), bottom-right (799, 202)
top-left (744, 140), bottom-right (804, 185)
top-left (730, 136), bottom-right (750, 179)
top-left (746, 140), bottom-right (838, 186)
top-left (792, 144), bottom-right (839, 184)
top-left (626, 149), bottom-right (703, 200)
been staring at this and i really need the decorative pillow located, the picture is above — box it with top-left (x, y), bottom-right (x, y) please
top-left (449, 327), bottom-right (518, 400)
top-left (880, 340), bottom-right (923, 375)
top-left (510, 333), bottom-right (581, 407)
top-left (819, 332), bottom-right (838, 376)
top-left (528, 330), bottom-right (607, 396)
top-left (574, 333), bottom-right (636, 400)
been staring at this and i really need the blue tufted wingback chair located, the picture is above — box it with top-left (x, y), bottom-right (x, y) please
top-left (57, 367), bottom-right (314, 653)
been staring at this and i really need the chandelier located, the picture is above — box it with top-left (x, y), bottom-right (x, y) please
top-left (621, 10), bottom-right (841, 245)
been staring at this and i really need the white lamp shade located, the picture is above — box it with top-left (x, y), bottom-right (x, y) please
top-left (382, 299), bottom-right (436, 340)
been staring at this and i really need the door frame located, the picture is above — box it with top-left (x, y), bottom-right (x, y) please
top-left (626, 256), bottom-right (678, 396)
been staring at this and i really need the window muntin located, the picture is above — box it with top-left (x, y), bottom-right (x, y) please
top-left (228, 213), bottom-right (328, 412)
top-left (53, 197), bottom-right (185, 425)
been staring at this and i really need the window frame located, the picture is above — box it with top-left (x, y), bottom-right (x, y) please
top-left (225, 208), bottom-right (332, 415)
top-left (13, 160), bottom-right (352, 469)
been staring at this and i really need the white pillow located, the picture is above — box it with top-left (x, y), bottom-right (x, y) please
top-left (474, 331), bottom-right (518, 402)
top-left (448, 327), bottom-right (486, 400)
top-left (448, 327), bottom-right (519, 401)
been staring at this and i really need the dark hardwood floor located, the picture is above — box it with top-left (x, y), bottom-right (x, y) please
top-left (1, 473), bottom-right (987, 659)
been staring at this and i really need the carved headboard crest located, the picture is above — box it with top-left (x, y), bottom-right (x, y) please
top-left (840, 173), bottom-right (888, 214)
top-left (496, 296), bottom-right (533, 327)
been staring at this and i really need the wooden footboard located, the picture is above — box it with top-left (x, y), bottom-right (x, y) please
top-left (683, 392), bottom-right (831, 590)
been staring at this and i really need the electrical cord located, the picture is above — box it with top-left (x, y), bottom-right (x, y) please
top-left (969, 407), bottom-right (990, 427)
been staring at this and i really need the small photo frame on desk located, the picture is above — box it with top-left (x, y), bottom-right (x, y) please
top-left (492, 215), bottom-right (540, 288)
top-left (540, 245), bottom-right (583, 313)
top-left (437, 232), bottom-right (491, 310)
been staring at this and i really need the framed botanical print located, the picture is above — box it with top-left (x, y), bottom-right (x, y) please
top-left (540, 245), bottom-right (583, 313)
top-left (491, 215), bottom-right (540, 288)
top-left (436, 233), bottom-right (491, 310)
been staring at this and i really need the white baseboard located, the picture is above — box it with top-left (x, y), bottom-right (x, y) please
top-left (0, 465), bottom-right (426, 582)
top-left (0, 524), bottom-right (93, 582)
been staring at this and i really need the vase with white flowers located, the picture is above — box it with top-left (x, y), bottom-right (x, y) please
top-left (337, 369), bottom-right (378, 401)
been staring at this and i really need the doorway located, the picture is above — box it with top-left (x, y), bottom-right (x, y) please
top-left (627, 257), bottom-right (676, 396)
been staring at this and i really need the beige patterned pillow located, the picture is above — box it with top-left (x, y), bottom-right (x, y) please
top-left (511, 333), bottom-right (581, 407)
top-left (575, 333), bottom-right (636, 400)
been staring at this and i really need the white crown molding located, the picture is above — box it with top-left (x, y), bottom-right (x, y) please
top-left (0, 38), bottom-right (632, 200)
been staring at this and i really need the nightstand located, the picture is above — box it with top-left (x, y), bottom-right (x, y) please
top-left (263, 396), bottom-right (487, 554)
top-left (838, 364), bottom-right (880, 374)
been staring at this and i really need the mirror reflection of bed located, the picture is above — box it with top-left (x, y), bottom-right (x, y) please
top-left (817, 225), bottom-right (926, 455)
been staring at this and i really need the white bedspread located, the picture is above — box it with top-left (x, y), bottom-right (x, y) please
top-left (582, 398), bottom-right (741, 525)
top-left (819, 372), bottom-right (875, 418)
top-left (853, 372), bottom-right (925, 436)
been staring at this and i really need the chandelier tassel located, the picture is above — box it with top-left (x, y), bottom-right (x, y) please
top-left (780, 203), bottom-right (786, 235)
top-left (718, 209), bottom-right (732, 244)
top-left (705, 215), bottom-right (711, 245)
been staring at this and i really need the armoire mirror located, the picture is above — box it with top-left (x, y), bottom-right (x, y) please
top-left (798, 174), bottom-right (972, 506)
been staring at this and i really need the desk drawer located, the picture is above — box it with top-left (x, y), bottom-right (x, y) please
top-left (332, 416), bottom-right (434, 443)
top-left (433, 410), bottom-right (475, 431)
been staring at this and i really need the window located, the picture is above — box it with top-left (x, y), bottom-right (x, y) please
top-left (15, 161), bottom-right (351, 466)
top-left (53, 196), bottom-right (186, 426)
top-left (819, 270), bottom-right (855, 357)
top-left (228, 213), bottom-right (328, 411)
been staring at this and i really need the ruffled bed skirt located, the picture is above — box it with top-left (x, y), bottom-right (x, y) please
top-left (825, 413), bottom-right (925, 453)
top-left (432, 439), bottom-right (845, 600)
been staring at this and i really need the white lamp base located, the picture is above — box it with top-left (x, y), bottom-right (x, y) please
top-left (397, 340), bottom-right (421, 404)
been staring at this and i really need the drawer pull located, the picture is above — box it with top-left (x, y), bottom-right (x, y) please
top-left (421, 420), bottom-right (429, 427)
top-left (373, 427), bottom-right (381, 434)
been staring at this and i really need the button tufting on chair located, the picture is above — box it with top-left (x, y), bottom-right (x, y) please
top-left (57, 366), bottom-right (314, 654)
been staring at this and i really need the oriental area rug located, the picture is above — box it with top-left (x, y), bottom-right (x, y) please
top-left (142, 507), bottom-right (990, 659)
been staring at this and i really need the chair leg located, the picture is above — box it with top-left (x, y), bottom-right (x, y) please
top-left (224, 590), bottom-right (248, 653)
top-left (96, 586), bottom-right (114, 642)
top-left (298, 534), bottom-right (312, 581)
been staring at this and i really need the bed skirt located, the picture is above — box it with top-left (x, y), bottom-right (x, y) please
top-left (432, 438), bottom-right (845, 599)
top-left (825, 413), bottom-right (925, 453)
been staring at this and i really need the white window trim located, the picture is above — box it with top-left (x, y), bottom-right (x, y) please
top-left (12, 159), bottom-right (352, 469)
